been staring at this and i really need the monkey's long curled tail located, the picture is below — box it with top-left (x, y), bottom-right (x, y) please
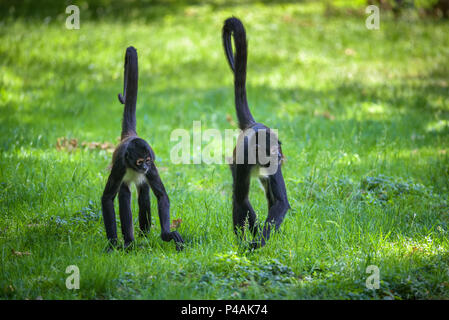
top-left (118, 46), bottom-right (138, 140)
top-left (222, 17), bottom-right (255, 130)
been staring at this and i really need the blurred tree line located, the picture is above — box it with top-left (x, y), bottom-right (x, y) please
top-left (1, 0), bottom-right (447, 20)
top-left (368, 0), bottom-right (449, 17)
top-left (0, 0), bottom-right (294, 20)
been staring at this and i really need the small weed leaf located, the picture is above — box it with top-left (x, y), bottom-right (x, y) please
top-left (211, 253), bottom-right (297, 291)
top-left (50, 201), bottom-right (101, 230)
top-left (215, 251), bottom-right (251, 267)
top-left (360, 175), bottom-right (437, 205)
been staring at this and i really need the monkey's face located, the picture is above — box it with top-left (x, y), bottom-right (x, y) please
top-left (125, 139), bottom-right (152, 174)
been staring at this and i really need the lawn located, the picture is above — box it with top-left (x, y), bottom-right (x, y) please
top-left (0, 0), bottom-right (448, 299)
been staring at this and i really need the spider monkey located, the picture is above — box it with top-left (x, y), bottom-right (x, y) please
top-left (101, 46), bottom-right (184, 251)
top-left (222, 17), bottom-right (290, 249)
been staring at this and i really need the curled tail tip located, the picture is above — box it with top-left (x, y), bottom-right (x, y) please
top-left (223, 16), bottom-right (247, 73)
top-left (118, 93), bottom-right (125, 104)
top-left (224, 16), bottom-right (242, 25)
top-left (223, 17), bottom-right (245, 32)
top-left (223, 17), bottom-right (247, 50)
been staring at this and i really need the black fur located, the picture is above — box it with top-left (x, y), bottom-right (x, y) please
top-left (101, 46), bottom-right (184, 251)
top-left (222, 17), bottom-right (255, 130)
top-left (118, 46), bottom-right (138, 139)
top-left (223, 17), bottom-right (290, 249)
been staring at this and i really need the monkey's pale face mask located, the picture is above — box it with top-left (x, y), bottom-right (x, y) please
top-left (135, 156), bottom-right (152, 173)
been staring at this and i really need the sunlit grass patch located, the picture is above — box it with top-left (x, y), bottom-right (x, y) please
top-left (0, 0), bottom-right (449, 299)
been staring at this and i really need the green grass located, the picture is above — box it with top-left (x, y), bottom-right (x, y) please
top-left (1, 1), bottom-right (449, 299)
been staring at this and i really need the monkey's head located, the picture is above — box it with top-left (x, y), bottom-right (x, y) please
top-left (125, 138), bottom-right (152, 173)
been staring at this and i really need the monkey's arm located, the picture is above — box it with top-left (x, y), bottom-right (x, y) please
top-left (146, 163), bottom-right (184, 251)
top-left (101, 162), bottom-right (126, 247)
top-left (252, 167), bottom-right (290, 249)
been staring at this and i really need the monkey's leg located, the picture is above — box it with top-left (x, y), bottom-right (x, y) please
top-left (232, 164), bottom-right (257, 239)
top-left (260, 176), bottom-right (275, 210)
top-left (118, 183), bottom-right (134, 248)
top-left (146, 164), bottom-right (184, 251)
top-left (253, 167), bottom-right (290, 249)
top-left (138, 183), bottom-right (151, 234)
top-left (231, 163), bottom-right (258, 235)
top-left (255, 176), bottom-right (276, 237)
top-left (101, 164), bottom-right (126, 248)
top-left (246, 199), bottom-right (258, 237)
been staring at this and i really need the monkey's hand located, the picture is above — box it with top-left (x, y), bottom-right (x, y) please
top-left (161, 231), bottom-right (185, 252)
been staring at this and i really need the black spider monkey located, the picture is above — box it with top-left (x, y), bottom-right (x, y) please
top-left (101, 46), bottom-right (184, 251)
top-left (222, 17), bottom-right (290, 249)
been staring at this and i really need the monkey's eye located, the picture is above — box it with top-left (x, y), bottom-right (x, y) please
top-left (136, 159), bottom-right (144, 166)
top-left (145, 157), bottom-right (151, 164)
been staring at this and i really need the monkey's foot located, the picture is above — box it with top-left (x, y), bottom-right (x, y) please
top-left (249, 238), bottom-right (266, 251)
top-left (104, 238), bottom-right (120, 253)
top-left (123, 240), bottom-right (135, 252)
top-left (138, 228), bottom-right (151, 238)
